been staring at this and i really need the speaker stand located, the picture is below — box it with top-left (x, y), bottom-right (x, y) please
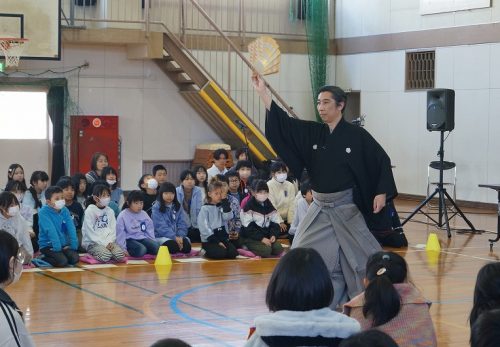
top-left (401, 131), bottom-right (476, 238)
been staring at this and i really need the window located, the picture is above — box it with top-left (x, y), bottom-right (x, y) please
top-left (0, 91), bottom-right (47, 139)
top-left (405, 51), bottom-right (435, 90)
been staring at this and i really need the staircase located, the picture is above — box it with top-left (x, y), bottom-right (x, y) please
top-left (155, 32), bottom-right (276, 162)
top-left (152, 0), bottom-right (298, 164)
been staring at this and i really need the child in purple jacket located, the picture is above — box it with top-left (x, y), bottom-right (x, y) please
top-left (116, 190), bottom-right (159, 257)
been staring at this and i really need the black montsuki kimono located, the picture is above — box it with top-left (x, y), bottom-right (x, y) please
top-left (265, 101), bottom-right (398, 231)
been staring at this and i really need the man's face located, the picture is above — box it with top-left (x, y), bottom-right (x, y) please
top-left (62, 186), bottom-right (75, 202)
top-left (214, 154), bottom-right (227, 170)
top-left (317, 91), bottom-right (343, 124)
top-left (155, 170), bottom-right (167, 184)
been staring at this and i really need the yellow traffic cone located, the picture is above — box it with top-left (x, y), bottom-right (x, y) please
top-left (155, 245), bottom-right (172, 266)
top-left (426, 233), bottom-right (441, 252)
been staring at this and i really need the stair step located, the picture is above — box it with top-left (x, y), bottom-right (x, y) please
top-left (177, 73), bottom-right (195, 84)
top-left (163, 61), bottom-right (182, 72)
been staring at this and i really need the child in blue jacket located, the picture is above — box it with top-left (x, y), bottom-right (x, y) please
top-left (38, 186), bottom-right (79, 267)
top-left (152, 182), bottom-right (191, 254)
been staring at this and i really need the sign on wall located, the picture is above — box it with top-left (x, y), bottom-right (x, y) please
top-left (420, 0), bottom-right (491, 15)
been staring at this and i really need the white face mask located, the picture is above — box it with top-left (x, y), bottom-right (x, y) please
top-left (147, 179), bottom-right (158, 190)
top-left (106, 179), bottom-right (117, 186)
top-left (255, 193), bottom-right (269, 203)
top-left (275, 173), bottom-right (288, 183)
top-left (7, 205), bottom-right (20, 217)
top-left (99, 197), bottom-right (111, 207)
top-left (54, 199), bottom-right (66, 210)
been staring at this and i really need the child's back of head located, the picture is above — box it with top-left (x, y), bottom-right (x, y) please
top-left (363, 251), bottom-right (408, 327)
top-left (266, 247), bottom-right (333, 312)
top-left (470, 262), bottom-right (500, 327)
top-left (471, 309), bottom-right (500, 347)
top-left (339, 329), bottom-right (399, 347)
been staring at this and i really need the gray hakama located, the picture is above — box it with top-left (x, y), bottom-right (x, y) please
top-left (292, 189), bottom-right (382, 308)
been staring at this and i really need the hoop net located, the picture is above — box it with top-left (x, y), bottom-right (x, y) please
top-left (0, 38), bottom-right (28, 67)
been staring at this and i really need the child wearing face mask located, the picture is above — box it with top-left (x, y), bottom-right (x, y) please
top-left (0, 230), bottom-right (36, 347)
top-left (240, 179), bottom-right (283, 258)
top-left (138, 174), bottom-right (159, 217)
top-left (4, 180), bottom-right (33, 230)
top-left (0, 192), bottom-right (33, 264)
top-left (198, 180), bottom-right (238, 259)
top-left (38, 186), bottom-right (79, 267)
top-left (267, 161), bottom-right (297, 238)
top-left (152, 182), bottom-right (191, 254)
top-left (101, 166), bottom-right (124, 209)
top-left (82, 184), bottom-right (125, 263)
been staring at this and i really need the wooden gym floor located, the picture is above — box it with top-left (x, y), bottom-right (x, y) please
top-left (9, 199), bottom-right (499, 347)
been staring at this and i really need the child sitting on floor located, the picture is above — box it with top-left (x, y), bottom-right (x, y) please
top-left (198, 181), bottom-right (238, 260)
top-left (343, 251), bottom-right (437, 347)
top-left (152, 182), bottom-right (191, 254)
top-left (240, 179), bottom-right (283, 258)
top-left (138, 174), bottom-right (159, 217)
top-left (289, 180), bottom-right (313, 237)
top-left (0, 192), bottom-right (33, 264)
top-left (116, 190), bottom-right (159, 258)
top-left (82, 184), bottom-right (125, 263)
top-left (38, 186), bottom-right (79, 267)
top-left (245, 248), bottom-right (360, 346)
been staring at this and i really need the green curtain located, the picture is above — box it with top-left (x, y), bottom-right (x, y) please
top-left (304, 0), bottom-right (330, 122)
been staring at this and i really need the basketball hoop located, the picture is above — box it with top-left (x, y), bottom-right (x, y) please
top-left (0, 38), bottom-right (28, 67)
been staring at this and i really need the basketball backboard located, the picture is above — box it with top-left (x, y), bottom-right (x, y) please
top-left (0, 0), bottom-right (61, 60)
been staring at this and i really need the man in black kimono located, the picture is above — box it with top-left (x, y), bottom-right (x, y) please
top-left (252, 74), bottom-right (398, 307)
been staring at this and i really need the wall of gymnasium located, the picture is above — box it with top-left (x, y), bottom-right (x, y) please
top-left (9, 44), bottom-right (328, 190)
top-left (13, 43), bottom-right (222, 190)
top-left (333, 0), bottom-right (500, 204)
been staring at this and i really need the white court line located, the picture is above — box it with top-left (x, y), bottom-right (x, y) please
top-left (438, 250), bottom-right (499, 262)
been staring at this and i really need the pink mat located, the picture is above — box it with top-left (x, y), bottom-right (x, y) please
top-left (79, 254), bottom-right (127, 264)
top-left (237, 248), bottom-right (258, 258)
top-left (80, 250), bottom-right (200, 264)
top-left (23, 264), bottom-right (36, 269)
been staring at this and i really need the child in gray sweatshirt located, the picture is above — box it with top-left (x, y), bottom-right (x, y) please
top-left (197, 181), bottom-right (238, 259)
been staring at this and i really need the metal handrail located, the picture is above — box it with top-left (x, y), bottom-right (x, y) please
top-left (186, 0), bottom-right (298, 118)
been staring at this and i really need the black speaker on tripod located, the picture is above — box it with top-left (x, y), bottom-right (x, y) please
top-left (427, 88), bottom-right (455, 131)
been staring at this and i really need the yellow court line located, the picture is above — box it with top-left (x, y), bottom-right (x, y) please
top-left (199, 87), bottom-right (267, 162)
top-left (207, 81), bottom-right (277, 157)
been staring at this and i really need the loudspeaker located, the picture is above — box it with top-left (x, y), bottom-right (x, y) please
top-left (427, 89), bottom-right (455, 131)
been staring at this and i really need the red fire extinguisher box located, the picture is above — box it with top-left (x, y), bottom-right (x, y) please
top-left (70, 116), bottom-right (120, 176)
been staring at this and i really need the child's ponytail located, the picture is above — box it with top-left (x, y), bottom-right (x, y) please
top-left (362, 251), bottom-right (407, 327)
top-left (363, 268), bottom-right (401, 326)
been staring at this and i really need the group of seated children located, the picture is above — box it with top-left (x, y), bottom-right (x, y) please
top-left (1, 147), bottom-right (313, 266)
